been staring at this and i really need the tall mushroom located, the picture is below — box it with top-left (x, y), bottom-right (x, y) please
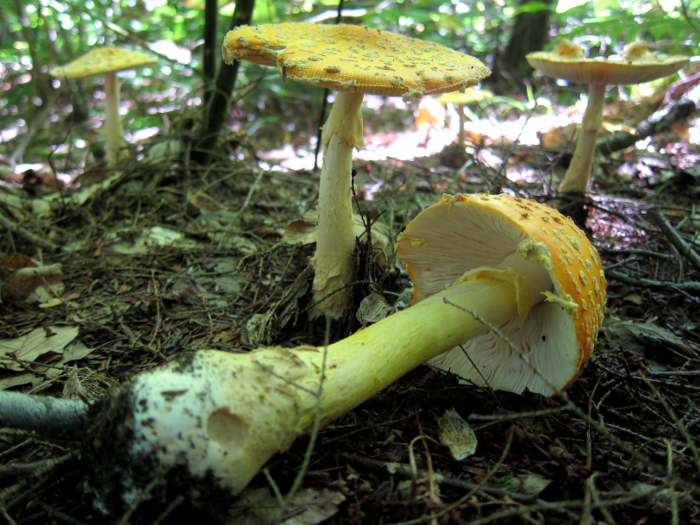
top-left (50, 47), bottom-right (156, 168)
top-left (222, 23), bottom-right (490, 320)
top-left (83, 194), bottom-right (605, 510)
top-left (526, 40), bottom-right (688, 194)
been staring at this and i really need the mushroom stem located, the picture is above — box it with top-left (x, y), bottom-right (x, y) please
top-left (115, 270), bottom-right (543, 498)
top-left (558, 82), bottom-right (606, 193)
top-left (103, 71), bottom-right (124, 169)
top-left (456, 104), bottom-right (466, 148)
top-left (312, 91), bottom-right (365, 319)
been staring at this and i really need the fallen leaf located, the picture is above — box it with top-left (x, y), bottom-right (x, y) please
top-left (438, 407), bottom-right (478, 460)
top-left (0, 326), bottom-right (79, 372)
top-left (228, 486), bottom-right (345, 525)
top-left (356, 293), bottom-right (393, 326)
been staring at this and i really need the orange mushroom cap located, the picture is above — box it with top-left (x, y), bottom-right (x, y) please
top-left (396, 193), bottom-right (607, 394)
top-left (526, 41), bottom-right (688, 86)
top-left (50, 47), bottom-right (156, 79)
top-left (223, 23), bottom-right (490, 101)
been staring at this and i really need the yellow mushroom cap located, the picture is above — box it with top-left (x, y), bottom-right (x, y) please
top-left (526, 41), bottom-right (688, 85)
top-left (50, 47), bottom-right (157, 79)
top-left (436, 88), bottom-right (494, 105)
top-left (396, 193), bottom-right (607, 394)
top-left (223, 23), bottom-right (491, 101)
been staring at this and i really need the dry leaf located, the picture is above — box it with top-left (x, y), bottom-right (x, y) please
top-left (356, 293), bottom-right (393, 326)
top-left (0, 256), bottom-right (63, 303)
top-left (0, 326), bottom-right (79, 372)
top-left (228, 486), bottom-right (345, 525)
top-left (438, 407), bottom-right (477, 460)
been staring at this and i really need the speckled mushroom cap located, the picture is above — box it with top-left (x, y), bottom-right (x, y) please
top-left (50, 47), bottom-right (157, 79)
top-left (222, 23), bottom-right (490, 101)
top-left (526, 40), bottom-right (688, 85)
top-left (396, 193), bottom-right (607, 394)
top-left (436, 88), bottom-right (493, 105)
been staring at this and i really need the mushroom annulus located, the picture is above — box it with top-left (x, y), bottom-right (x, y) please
top-left (69, 193), bottom-right (606, 512)
top-left (50, 47), bottom-right (156, 169)
top-left (526, 40), bottom-right (688, 194)
top-left (222, 23), bottom-right (490, 320)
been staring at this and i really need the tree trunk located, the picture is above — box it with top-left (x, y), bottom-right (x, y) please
top-left (190, 0), bottom-right (256, 165)
top-left (500, 0), bottom-right (556, 86)
top-left (202, 0), bottom-right (218, 108)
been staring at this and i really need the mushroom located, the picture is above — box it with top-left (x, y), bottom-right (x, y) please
top-left (526, 40), bottom-right (688, 194)
top-left (222, 23), bottom-right (490, 320)
top-left (50, 47), bottom-right (156, 168)
top-left (86, 194), bottom-right (605, 509)
top-left (436, 88), bottom-right (494, 148)
top-left (397, 193), bottom-right (607, 394)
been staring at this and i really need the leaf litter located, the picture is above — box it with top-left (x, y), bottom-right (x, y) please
top-left (0, 86), bottom-right (699, 524)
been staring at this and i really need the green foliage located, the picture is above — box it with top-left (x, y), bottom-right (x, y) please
top-left (1, 0), bottom-right (699, 166)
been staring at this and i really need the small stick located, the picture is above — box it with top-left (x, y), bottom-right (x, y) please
top-left (0, 210), bottom-right (58, 253)
top-left (605, 269), bottom-right (700, 295)
top-left (0, 391), bottom-right (88, 440)
top-left (649, 208), bottom-right (700, 271)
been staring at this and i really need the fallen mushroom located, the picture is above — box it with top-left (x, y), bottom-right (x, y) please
top-left (50, 47), bottom-right (157, 168)
top-left (526, 40), bottom-right (688, 194)
top-left (223, 23), bottom-right (490, 319)
top-left (397, 193), bottom-right (607, 394)
top-left (54, 193), bottom-right (604, 513)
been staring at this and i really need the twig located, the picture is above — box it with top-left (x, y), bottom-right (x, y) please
top-left (605, 269), bottom-right (700, 296)
top-left (650, 370), bottom-right (700, 377)
top-left (0, 210), bottom-right (59, 253)
top-left (37, 501), bottom-right (89, 525)
top-left (0, 392), bottom-right (88, 440)
top-left (275, 317), bottom-right (332, 518)
top-left (641, 375), bottom-right (700, 474)
top-left (338, 452), bottom-right (537, 504)
top-left (596, 98), bottom-right (696, 156)
top-left (598, 247), bottom-right (674, 260)
top-left (649, 208), bottom-right (700, 271)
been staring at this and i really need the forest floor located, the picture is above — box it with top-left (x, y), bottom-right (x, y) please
top-left (0, 88), bottom-right (700, 524)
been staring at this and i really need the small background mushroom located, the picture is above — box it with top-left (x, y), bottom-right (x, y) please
top-left (527, 40), bottom-right (688, 194)
top-left (50, 47), bottom-right (157, 169)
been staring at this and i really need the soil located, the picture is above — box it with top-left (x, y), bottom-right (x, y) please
top-left (0, 98), bottom-right (699, 524)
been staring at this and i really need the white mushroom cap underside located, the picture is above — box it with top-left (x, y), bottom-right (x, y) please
top-left (396, 194), bottom-right (604, 395)
top-left (526, 52), bottom-right (688, 85)
top-left (429, 303), bottom-right (577, 395)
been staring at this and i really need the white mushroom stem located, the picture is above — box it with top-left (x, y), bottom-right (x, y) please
top-left (103, 71), bottom-right (124, 169)
top-left (312, 91), bottom-right (365, 319)
top-left (558, 82), bottom-right (606, 193)
top-left (456, 104), bottom-right (466, 148)
top-left (122, 257), bottom-right (552, 497)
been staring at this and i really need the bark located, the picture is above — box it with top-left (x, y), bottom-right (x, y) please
top-left (191, 0), bottom-right (256, 165)
top-left (501, 0), bottom-right (556, 85)
top-left (202, 0), bottom-right (218, 108)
